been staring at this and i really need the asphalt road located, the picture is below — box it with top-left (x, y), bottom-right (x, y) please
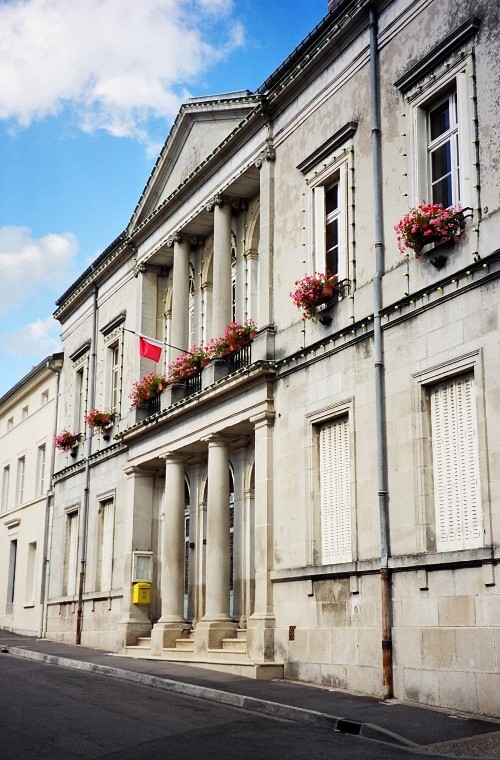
top-left (0, 655), bottom-right (484, 760)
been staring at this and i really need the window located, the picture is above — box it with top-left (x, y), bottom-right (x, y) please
top-left (313, 164), bottom-right (349, 282)
top-left (430, 375), bottom-right (482, 551)
top-left (410, 63), bottom-right (474, 209)
top-left (319, 417), bottom-right (352, 564)
top-left (108, 343), bottom-right (121, 412)
top-left (25, 542), bottom-right (37, 606)
top-left (74, 366), bottom-right (86, 432)
top-left (41, 389), bottom-right (49, 406)
top-left (1, 466), bottom-right (9, 513)
top-left (64, 511), bottom-right (79, 597)
top-left (37, 445), bottom-right (46, 496)
top-left (6, 540), bottom-right (17, 613)
top-left (16, 456), bottom-right (25, 505)
top-left (21, 406), bottom-right (29, 420)
top-left (7, 417), bottom-right (13, 431)
top-left (96, 498), bottom-right (114, 592)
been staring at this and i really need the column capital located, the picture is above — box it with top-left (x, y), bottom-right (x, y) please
top-left (160, 451), bottom-right (186, 464)
top-left (201, 432), bottom-right (232, 448)
top-left (123, 465), bottom-right (157, 478)
top-left (254, 140), bottom-right (276, 169)
top-left (250, 410), bottom-right (275, 428)
top-left (205, 193), bottom-right (227, 212)
top-left (166, 231), bottom-right (183, 247)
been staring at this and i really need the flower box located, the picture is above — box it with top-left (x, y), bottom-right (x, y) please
top-left (395, 203), bottom-right (471, 258)
top-left (290, 272), bottom-right (338, 319)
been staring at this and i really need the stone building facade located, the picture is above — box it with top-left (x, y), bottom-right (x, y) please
top-left (22, 0), bottom-right (500, 716)
top-left (0, 355), bottom-right (63, 638)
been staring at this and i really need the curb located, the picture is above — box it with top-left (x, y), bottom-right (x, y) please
top-left (3, 646), bottom-right (415, 748)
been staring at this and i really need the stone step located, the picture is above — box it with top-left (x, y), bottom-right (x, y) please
top-left (175, 637), bottom-right (195, 651)
top-left (221, 637), bottom-right (247, 652)
top-left (136, 637), bottom-right (152, 648)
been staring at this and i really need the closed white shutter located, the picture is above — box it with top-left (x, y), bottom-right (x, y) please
top-left (100, 499), bottom-right (114, 592)
top-left (67, 512), bottom-right (79, 597)
top-left (431, 376), bottom-right (482, 551)
top-left (320, 418), bottom-right (351, 564)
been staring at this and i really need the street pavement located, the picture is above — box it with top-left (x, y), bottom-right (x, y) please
top-left (0, 630), bottom-right (499, 758)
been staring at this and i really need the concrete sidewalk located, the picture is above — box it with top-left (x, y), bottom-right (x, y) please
top-left (1, 630), bottom-right (499, 757)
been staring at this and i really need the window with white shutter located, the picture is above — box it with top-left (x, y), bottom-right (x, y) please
top-left (430, 375), bottom-right (482, 551)
top-left (96, 498), bottom-right (114, 592)
top-left (64, 511), bottom-right (79, 597)
top-left (319, 417), bottom-right (351, 564)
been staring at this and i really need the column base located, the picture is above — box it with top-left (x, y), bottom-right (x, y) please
top-left (246, 614), bottom-right (276, 662)
top-left (193, 618), bottom-right (238, 652)
top-left (150, 620), bottom-right (191, 655)
top-left (118, 617), bottom-right (153, 647)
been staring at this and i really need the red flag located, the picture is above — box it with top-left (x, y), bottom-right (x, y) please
top-left (139, 335), bottom-right (162, 362)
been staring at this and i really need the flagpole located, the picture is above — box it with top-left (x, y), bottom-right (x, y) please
top-left (124, 328), bottom-right (197, 356)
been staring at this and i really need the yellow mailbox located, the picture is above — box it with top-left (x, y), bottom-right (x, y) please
top-left (132, 582), bottom-right (151, 605)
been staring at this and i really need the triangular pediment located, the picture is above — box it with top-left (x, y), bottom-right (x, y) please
top-left (129, 92), bottom-right (259, 230)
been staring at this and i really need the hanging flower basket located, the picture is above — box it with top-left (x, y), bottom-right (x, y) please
top-left (84, 408), bottom-right (114, 431)
top-left (394, 202), bottom-right (468, 257)
top-left (290, 272), bottom-right (338, 319)
top-left (129, 372), bottom-right (168, 407)
top-left (54, 430), bottom-right (80, 452)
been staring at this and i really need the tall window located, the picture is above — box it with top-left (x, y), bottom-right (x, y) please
top-left (16, 456), bottom-right (25, 505)
top-left (7, 540), bottom-right (17, 611)
top-left (64, 511), bottom-right (79, 597)
top-left (96, 498), bottom-right (114, 592)
top-left (109, 343), bottom-right (120, 412)
top-left (37, 445), bottom-right (46, 496)
top-left (313, 163), bottom-right (349, 282)
top-left (428, 91), bottom-right (459, 207)
top-left (74, 366), bottom-right (86, 432)
top-left (319, 417), bottom-right (351, 564)
top-left (410, 65), bottom-right (474, 209)
top-left (430, 375), bottom-right (482, 551)
top-left (188, 264), bottom-right (195, 348)
top-left (1, 466), bottom-right (9, 513)
top-left (25, 542), bottom-right (37, 606)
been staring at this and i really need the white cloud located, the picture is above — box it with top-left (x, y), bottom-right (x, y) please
top-left (1, 315), bottom-right (62, 358)
top-left (0, 226), bottom-right (79, 313)
top-left (0, 0), bottom-right (244, 141)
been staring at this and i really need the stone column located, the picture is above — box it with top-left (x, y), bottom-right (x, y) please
top-left (255, 141), bottom-right (275, 328)
top-left (194, 434), bottom-right (237, 651)
top-left (151, 452), bottom-right (188, 654)
top-left (247, 410), bottom-right (276, 661)
top-left (211, 197), bottom-right (232, 337)
top-left (169, 234), bottom-right (190, 356)
top-left (118, 467), bottom-right (155, 646)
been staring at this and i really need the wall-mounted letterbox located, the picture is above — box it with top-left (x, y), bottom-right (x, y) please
top-left (132, 582), bottom-right (151, 605)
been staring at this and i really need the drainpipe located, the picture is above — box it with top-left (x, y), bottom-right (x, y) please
top-left (39, 353), bottom-right (64, 637)
top-left (369, 5), bottom-right (393, 699)
top-left (76, 285), bottom-right (98, 644)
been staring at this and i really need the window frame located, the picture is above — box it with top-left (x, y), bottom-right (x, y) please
top-left (36, 444), bottom-right (46, 496)
top-left (309, 157), bottom-right (350, 284)
top-left (16, 456), bottom-right (25, 505)
top-left (95, 495), bottom-right (115, 593)
top-left (1, 465), bottom-right (10, 513)
top-left (429, 374), bottom-right (482, 551)
top-left (63, 508), bottom-right (80, 597)
top-left (306, 399), bottom-right (356, 567)
top-left (412, 350), bottom-right (490, 554)
top-left (408, 58), bottom-right (475, 210)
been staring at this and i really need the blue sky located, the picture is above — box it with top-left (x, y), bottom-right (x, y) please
top-left (0, 0), bottom-right (327, 397)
